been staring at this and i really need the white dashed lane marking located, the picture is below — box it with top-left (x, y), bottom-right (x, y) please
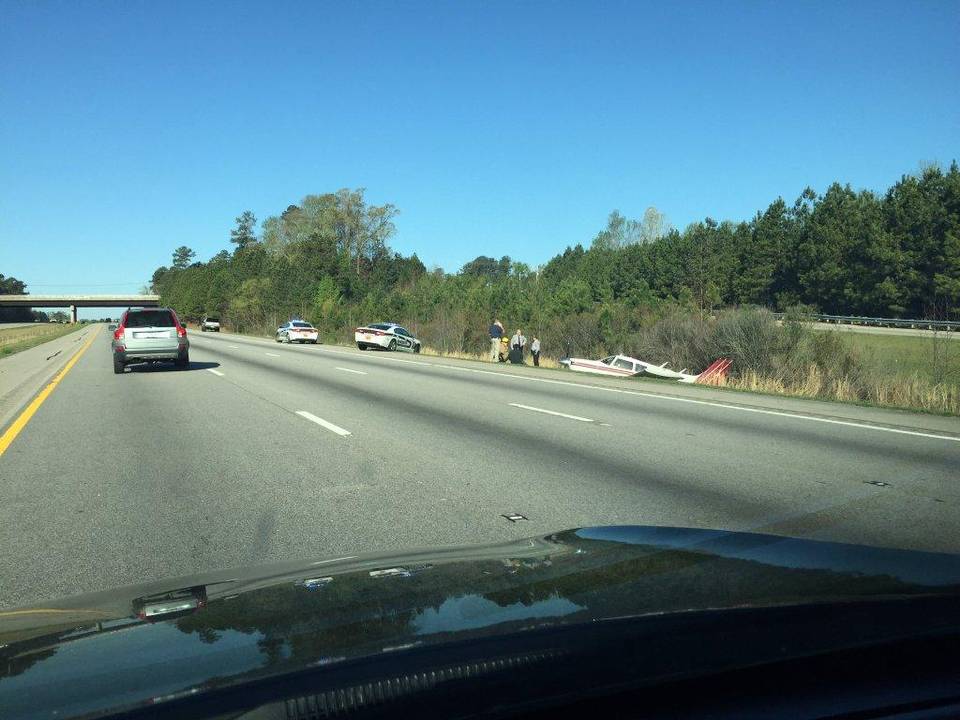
top-left (508, 403), bottom-right (595, 423)
top-left (296, 411), bottom-right (352, 437)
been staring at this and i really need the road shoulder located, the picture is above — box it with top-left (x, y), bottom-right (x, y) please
top-left (0, 325), bottom-right (95, 433)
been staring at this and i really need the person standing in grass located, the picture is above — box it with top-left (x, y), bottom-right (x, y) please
top-left (530, 336), bottom-right (541, 367)
top-left (489, 320), bottom-right (504, 361)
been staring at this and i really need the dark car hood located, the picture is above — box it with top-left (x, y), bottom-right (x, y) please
top-left (3, 526), bottom-right (960, 719)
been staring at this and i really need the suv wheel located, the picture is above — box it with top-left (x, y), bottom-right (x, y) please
top-left (388, 339), bottom-right (397, 351)
top-left (175, 352), bottom-right (189, 369)
top-left (113, 357), bottom-right (124, 374)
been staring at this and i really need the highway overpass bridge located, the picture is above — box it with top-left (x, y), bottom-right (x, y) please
top-left (0, 295), bottom-right (160, 323)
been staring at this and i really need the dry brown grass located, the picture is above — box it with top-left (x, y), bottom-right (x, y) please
top-left (0, 323), bottom-right (81, 357)
top-left (727, 365), bottom-right (960, 415)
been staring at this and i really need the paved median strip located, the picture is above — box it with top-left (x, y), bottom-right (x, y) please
top-left (296, 410), bottom-right (352, 436)
top-left (206, 368), bottom-right (225, 377)
top-left (0, 328), bottom-right (98, 457)
top-left (508, 403), bottom-right (595, 423)
top-left (335, 367), bottom-right (367, 375)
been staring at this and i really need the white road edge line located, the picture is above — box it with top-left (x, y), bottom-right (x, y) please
top-left (311, 556), bottom-right (356, 565)
top-left (509, 403), bottom-right (595, 423)
top-left (296, 410), bottom-right (352, 436)
top-left (228, 345), bottom-right (239, 349)
top-left (335, 367), bottom-right (367, 375)
top-left (206, 368), bottom-right (225, 377)
top-left (265, 352), bottom-right (281, 357)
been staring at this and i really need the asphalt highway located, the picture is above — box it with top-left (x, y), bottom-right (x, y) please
top-left (1, 325), bottom-right (959, 609)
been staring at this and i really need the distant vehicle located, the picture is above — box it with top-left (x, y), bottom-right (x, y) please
top-left (355, 322), bottom-right (421, 352)
top-left (276, 320), bottom-right (319, 344)
top-left (560, 354), bottom-right (731, 384)
top-left (200, 316), bottom-right (221, 332)
top-left (111, 307), bottom-right (189, 374)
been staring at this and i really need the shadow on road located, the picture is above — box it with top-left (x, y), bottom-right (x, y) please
top-left (123, 361), bottom-right (221, 373)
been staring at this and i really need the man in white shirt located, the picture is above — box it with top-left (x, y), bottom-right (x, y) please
top-left (530, 337), bottom-right (541, 366)
top-left (510, 329), bottom-right (526, 351)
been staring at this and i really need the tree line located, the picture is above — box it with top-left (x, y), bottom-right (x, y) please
top-left (148, 163), bottom-right (959, 357)
top-left (0, 274), bottom-right (50, 322)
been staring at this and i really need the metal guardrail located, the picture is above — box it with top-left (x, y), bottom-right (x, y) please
top-left (773, 312), bottom-right (960, 331)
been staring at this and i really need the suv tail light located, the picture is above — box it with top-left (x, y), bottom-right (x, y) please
top-left (173, 312), bottom-right (188, 338)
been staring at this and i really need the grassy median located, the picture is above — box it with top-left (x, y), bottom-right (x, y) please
top-left (716, 326), bottom-right (960, 415)
top-left (843, 332), bottom-right (960, 384)
top-left (0, 323), bottom-right (84, 358)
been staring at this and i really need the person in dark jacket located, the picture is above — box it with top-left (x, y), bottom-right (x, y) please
top-left (489, 320), bottom-right (504, 361)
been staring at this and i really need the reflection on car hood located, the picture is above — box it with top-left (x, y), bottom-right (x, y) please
top-left (3, 526), bottom-right (960, 719)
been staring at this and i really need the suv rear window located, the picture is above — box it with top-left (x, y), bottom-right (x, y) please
top-left (205, 317), bottom-right (219, 322)
top-left (125, 310), bottom-right (176, 328)
top-left (291, 322), bottom-right (313, 328)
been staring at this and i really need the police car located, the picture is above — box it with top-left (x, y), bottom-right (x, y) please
top-left (354, 323), bottom-right (421, 353)
top-left (276, 320), bottom-right (319, 344)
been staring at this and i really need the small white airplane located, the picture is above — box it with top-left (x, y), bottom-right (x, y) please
top-left (559, 354), bottom-right (731, 385)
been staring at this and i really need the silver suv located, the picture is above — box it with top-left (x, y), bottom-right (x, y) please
top-left (112, 308), bottom-right (190, 374)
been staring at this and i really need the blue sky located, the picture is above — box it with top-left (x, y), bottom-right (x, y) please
top-left (2, 0), bottom-right (958, 313)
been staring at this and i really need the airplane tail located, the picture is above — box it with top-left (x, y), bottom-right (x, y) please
top-left (693, 357), bottom-right (732, 385)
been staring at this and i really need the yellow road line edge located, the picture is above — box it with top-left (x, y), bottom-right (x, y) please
top-left (0, 326), bottom-right (100, 457)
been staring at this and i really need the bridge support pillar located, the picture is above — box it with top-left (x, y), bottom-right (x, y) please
top-left (70, 305), bottom-right (78, 324)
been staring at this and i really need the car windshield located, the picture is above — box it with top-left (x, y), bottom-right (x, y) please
top-left (2, 5), bottom-right (959, 717)
top-left (124, 311), bottom-right (176, 328)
